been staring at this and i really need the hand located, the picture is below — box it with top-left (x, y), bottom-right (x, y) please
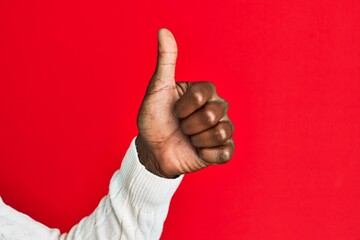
top-left (136, 29), bottom-right (234, 178)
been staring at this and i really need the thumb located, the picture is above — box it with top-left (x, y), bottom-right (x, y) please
top-left (153, 28), bottom-right (178, 82)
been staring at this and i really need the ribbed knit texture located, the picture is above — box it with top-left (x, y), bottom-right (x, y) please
top-left (0, 137), bottom-right (183, 240)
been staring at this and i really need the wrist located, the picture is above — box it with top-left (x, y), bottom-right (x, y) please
top-left (135, 134), bottom-right (179, 179)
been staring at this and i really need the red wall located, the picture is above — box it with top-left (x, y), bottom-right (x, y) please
top-left (1, 0), bottom-right (359, 239)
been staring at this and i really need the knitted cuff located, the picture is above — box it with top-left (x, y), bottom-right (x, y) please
top-left (110, 137), bottom-right (183, 212)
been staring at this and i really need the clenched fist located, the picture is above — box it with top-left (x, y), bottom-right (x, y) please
top-left (136, 29), bottom-right (234, 178)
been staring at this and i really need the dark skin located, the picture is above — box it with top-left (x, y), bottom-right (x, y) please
top-left (136, 29), bottom-right (235, 179)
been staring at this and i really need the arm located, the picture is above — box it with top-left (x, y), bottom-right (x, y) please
top-left (0, 138), bottom-right (182, 240)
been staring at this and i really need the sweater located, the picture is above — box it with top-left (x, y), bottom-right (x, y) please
top-left (0, 138), bottom-right (183, 239)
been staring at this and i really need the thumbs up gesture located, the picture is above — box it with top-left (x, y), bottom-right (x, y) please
top-left (136, 29), bottom-right (234, 178)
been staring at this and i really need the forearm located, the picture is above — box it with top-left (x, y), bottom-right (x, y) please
top-left (64, 138), bottom-right (183, 239)
top-left (0, 138), bottom-right (183, 240)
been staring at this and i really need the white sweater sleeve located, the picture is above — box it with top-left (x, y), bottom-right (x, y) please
top-left (0, 137), bottom-right (183, 240)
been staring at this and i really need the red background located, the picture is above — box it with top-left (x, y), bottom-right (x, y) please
top-left (1, 0), bottom-right (359, 239)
